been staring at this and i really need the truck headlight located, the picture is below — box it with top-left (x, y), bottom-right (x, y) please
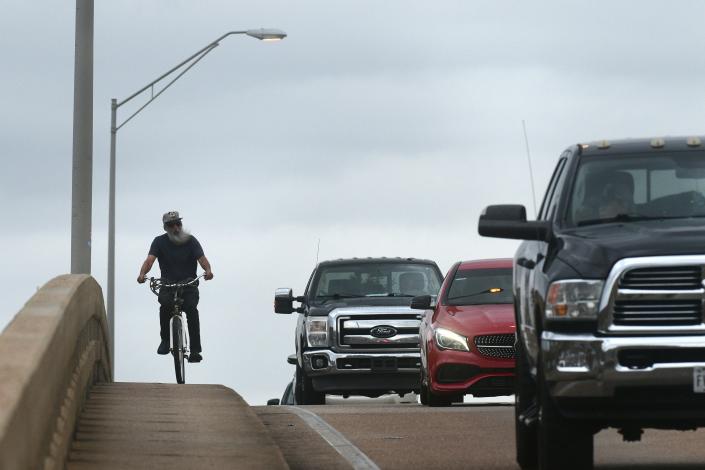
top-left (545, 280), bottom-right (604, 320)
top-left (435, 327), bottom-right (470, 352)
top-left (306, 318), bottom-right (328, 347)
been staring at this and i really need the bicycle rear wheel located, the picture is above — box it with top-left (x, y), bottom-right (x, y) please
top-left (172, 319), bottom-right (186, 384)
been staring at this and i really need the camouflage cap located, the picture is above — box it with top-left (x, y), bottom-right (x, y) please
top-left (162, 211), bottom-right (182, 224)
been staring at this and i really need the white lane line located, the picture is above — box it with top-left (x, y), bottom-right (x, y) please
top-left (284, 406), bottom-right (381, 470)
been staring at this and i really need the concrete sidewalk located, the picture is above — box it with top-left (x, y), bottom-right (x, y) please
top-left (67, 382), bottom-right (288, 470)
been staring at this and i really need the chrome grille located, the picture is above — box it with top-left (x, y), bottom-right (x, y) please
top-left (619, 266), bottom-right (702, 290)
top-left (614, 300), bottom-right (702, 326)
top-left (601, 257), bottom-right (705, 334)
top-left (338, 315), bottom-right (421, 350)
top-left (474, 334), bottom-right (516, 359)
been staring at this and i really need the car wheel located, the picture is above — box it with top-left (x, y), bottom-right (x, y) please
top-left (294, 364), bottom-right (325, 405)
top-left (281, 379), bottom-right (295, 405)
top-left (515, 335), bottom-right (538, 469)
top-left (422, 362), bottom-right (452, 406)
top-left (537, 368), bottom-right (593, 470)
top-left (419, 367), bottom-right (430, 405)
top-left (427, 390), bottom-right (453, 407)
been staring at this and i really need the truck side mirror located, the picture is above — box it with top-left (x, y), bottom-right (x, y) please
top-left (410, 295), bottom-right (433, 310)
top-left (267, 398), bottom-right (280, 406)
top-left (275, 288), bottom-right (295, 314)
top-left (287, 354), bottom-right (297, 365)
top-left (478, 204), bottom-right (552, 241)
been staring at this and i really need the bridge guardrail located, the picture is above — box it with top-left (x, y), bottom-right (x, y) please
top-left (0, 274), bottom-right (112, 470)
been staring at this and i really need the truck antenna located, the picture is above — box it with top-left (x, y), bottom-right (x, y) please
top-left (522, 120), bottom-right (538, 218)
top-left (316, 238), bottom-right (321, 265)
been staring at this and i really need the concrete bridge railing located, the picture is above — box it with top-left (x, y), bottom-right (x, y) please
top-left (0, 274), bottom-right (112, 470)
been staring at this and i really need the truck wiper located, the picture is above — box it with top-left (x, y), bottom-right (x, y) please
top-left (315, 293), bottom-right (363, 301)
top-left (577, 213), bottom-right (705, 227)
top-left (317, 293), bottom-right (429, 299)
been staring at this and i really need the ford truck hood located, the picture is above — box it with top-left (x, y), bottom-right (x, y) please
top-left (308, 297), bottom-right (424, 316)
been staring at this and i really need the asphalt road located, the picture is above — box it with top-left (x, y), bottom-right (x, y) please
top-left (257, 399), bottom-right (705, 470)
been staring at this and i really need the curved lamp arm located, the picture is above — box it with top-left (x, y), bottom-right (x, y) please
top-left (114, 28), bottom-right (286, 131)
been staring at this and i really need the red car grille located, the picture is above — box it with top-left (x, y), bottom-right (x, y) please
top-left (474, 334), bottom-right (516, 359)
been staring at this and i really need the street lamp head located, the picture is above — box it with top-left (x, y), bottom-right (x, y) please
top-left (245, 28), bottom-right (287, 41)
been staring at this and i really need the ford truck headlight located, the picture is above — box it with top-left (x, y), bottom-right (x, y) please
top-left (545, 280), bottom-right (604, 320)
top-left (306, 318), bottom-right (329, 347)
top-left (435, 327), bottom-right (470, 352)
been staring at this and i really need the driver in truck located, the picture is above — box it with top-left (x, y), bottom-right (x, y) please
top-left (598, 171), bottom-right (635, 219)
top-left (399, 272), bottom-right (426, 296)
top-left (574, 170), bottom-right (635, 223)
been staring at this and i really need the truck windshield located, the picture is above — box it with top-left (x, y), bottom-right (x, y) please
top-left (312, 263), bottom-right (442, 301)
top-left (568, 152), bottom-right (705, 227)
top-left (445, 268), bottom-right (513, 306)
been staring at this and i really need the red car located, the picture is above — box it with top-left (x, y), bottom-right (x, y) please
top-left (415, 258), bottom-right (515, 406)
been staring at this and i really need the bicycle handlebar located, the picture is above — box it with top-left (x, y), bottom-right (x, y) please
top-left (147, 274), bottom-right (205, 296)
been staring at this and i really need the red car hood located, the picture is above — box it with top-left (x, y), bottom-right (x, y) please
top-left (436, 303), bottom-right (515, 336)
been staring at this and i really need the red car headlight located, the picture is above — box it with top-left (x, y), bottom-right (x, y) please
top-left (434, 327), bottom-right (470, 352)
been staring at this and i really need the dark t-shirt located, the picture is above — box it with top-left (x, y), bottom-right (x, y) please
top-left (148, 234), bottom-right (205, 282)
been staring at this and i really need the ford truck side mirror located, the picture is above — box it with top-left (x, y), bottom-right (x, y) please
top-left (287, 354), bottom-right (297, 365)
top-left (275, 288), bottom-right (295, 314)
top-left (410, 295), bottom-right (433, 310)
top-left (267, 398), bottom-right (280, 406)
top-left (478, 204), bottom-right (552, 241)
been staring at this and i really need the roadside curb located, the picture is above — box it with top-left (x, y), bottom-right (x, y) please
top-left (284, 406), bottom-right (380, 470)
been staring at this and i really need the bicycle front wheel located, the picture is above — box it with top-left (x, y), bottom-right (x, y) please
top-left (172, 319), bottom-right (186, 384)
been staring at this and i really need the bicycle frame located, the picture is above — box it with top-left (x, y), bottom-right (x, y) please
top-left (147, 274), bottom-right (204, 384)
top-left (169, 291), bottom-right (189, 354)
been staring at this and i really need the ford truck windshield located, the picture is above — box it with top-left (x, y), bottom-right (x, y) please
top-left (312, 263), bottom-right (442, 302)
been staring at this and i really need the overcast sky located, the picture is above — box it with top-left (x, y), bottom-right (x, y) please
top-left (3, 1), bottom-right (705, 404)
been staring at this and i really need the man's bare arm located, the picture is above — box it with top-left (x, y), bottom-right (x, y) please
top-left (198, 256), bottom-right (214, 280)
top-left (137, 255), bottom-right (157, 283)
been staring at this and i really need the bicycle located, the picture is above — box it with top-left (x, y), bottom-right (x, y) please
top-left (147, 274), bottom-right (204, 384)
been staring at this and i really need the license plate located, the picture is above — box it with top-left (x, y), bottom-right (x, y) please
top-left (694, 367), bottom-right (705, 393)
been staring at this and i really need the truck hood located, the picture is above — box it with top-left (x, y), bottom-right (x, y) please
top-left (308, 297), bottom-right (422, 316)
top-left (329, 305), bottom-right (420, 317)
top-left (559, 218), bottom-right (705, 279)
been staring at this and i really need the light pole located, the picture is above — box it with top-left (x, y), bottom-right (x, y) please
top-left (71, 0), bottom-right (94, 274)
top-left (108, 28), bottom-right (287, 363)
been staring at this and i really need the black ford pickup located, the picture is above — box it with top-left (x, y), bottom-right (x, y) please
top-left (274, 257), bottom-right (443, 404)
top-left (479, 136), bottom-right (705, 470)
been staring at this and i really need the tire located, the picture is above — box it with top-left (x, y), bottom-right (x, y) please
top-left (419, 369), bottom-right (429, 405)
top-left (427, 391), bottom-right (453, 407)
top-left (172, 319), bottom-right (186, 384)
top-left (537, 370), bottom-right (593, 470)
top-left (281, 380), bottom-right (295, 405)
top-left (421, 364), bottom-right (452, 407)
top-left (515, 336), bottom-right (538, 469)
top-left (294, 364), bottom-right (325, 405)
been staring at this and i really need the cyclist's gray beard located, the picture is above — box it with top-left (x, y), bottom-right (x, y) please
top-left (167, 228), bottom-right (191, 245)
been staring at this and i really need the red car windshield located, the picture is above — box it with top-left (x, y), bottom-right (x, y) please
top-left (445, 268), bottom-right (513, 306)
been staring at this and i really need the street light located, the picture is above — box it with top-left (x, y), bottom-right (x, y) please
top-left (107, 28), bottom-right (286, 363)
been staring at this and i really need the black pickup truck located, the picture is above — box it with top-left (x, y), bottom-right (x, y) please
top-left (274, 257), bottom-right (443, 404)
top-left (479, 136), bottom-right (705, 470)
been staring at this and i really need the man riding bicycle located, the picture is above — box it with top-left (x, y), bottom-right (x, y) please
top-left (137, 211), bottom-right (214, 363)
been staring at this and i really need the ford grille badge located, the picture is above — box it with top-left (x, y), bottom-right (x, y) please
top-left (370, 325), bottom-right (397, 338)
